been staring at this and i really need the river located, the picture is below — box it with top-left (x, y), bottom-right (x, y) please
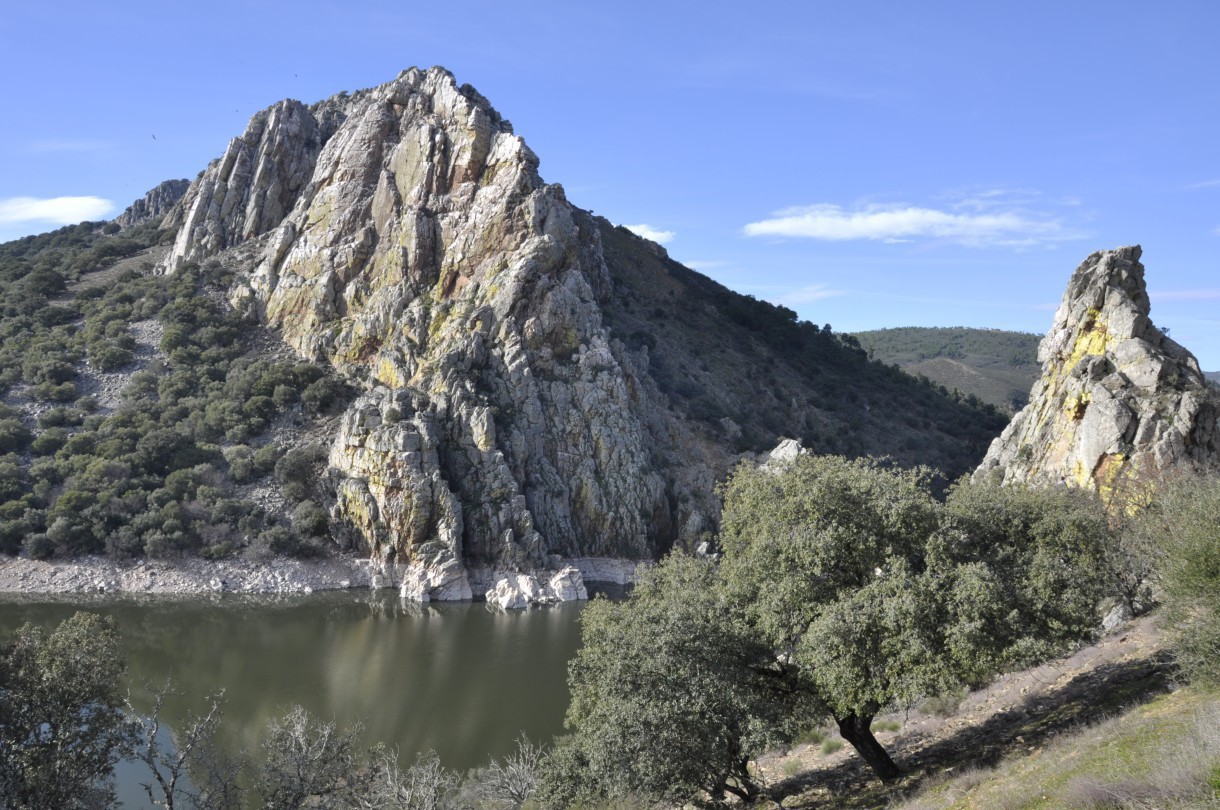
top-left (0, 591), bottom-right (588, 808)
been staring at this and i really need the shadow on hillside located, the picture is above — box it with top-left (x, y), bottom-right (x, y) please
top-left (767, 651), bottom-right (1175, 809)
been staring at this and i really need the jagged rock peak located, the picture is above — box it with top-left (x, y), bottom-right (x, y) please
top-left (974, 246), bottom-right (1220, 497)
top-left (114, 179), bottom-right (190, 229)
top-left (160, 66), bottom-right (525, 272)
top-left (156, 66), bottom-right (668, 598)
top-left (153, 67), bottom-right (1005, 601)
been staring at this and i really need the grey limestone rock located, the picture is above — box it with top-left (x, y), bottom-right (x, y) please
top-left (161, 68), bottom-right (668, 597)
top-left (114, 179), bottom-right (191, 229)
top-left (155, 67), bottom-right (1004, 601)
top-left (974, 246), bottom-right (1220, 497)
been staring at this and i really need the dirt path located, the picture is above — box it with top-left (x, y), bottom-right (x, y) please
top-left (756, 614), bottom-right (1172, 808)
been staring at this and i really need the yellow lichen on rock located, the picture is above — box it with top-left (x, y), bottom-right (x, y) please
top-left (1066, 308), bottom-right (1114, 371)
top-left (1064, 392), bottom-right (1091, 420)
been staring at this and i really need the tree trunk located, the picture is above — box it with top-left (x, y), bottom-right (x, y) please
top-left (836, 713), bottom-right (903, 783)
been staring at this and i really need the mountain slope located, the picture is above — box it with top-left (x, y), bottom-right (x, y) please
top-left (853, 327), bottom-right (1041, 413)
top-left (0, 64), bottom-right (1000, 595)
top-left (145, 67), bottom-right (1007, 595)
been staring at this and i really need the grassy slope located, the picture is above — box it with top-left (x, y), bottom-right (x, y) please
top-left (758, 612), bottom-right (1188, 809)
top-left (897, 685), bottom-right (1220, 809)
top-left (852, 327), bottom-right (1042, 414)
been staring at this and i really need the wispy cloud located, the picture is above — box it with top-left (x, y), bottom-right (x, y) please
top-left (775, 284), bottom-right (846, 306)
top-left (0, 196), bottom-right (115, 226)
top-left (743, 201), bottom-right (1082, 248)
top-left (1186, 178), bottom-right (1220, 190)
top-left (1149, 288), bottom-right (1220, 303)
top-left (623, 223), bottom-right (675, 244)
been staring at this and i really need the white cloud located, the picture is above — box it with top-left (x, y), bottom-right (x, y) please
top-left (0, 196), bottom-right (115, 226)
top-left (623, 223), bottom-right (676, 244)
top-left (744, 203), bottom-right (1080, 248)
top-left (775, 284), bottom-right (846, 306)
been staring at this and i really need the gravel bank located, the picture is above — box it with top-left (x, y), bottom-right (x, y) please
top-left (0, 555), bottom-right (376, 595)
top-left (0, 555), bottom-right (642, 597)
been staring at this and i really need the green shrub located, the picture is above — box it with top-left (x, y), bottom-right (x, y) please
top-left (30, 427), bottom-right (68, 456)
top-left (24, 532), bottom-right (55, 559)
top-left (35, 381), bottom-right (78, 402)
top-left (252, 444), bottom-right (282, 475)
top-left (0, 419), bottom-right (32, 452)
top-left (292, 501), bottom-right (330, 538)
top-left (275, 446), bottom-right (324, 501)
top-left (1151, 474), bottom-right (1220, 684)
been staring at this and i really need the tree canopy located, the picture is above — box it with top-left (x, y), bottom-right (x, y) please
top-left (562, 554), bottom-right (806, 803)
top-left (551, 454), bottom-right (1115, 801)
top-left (0, 612), bottom-right (137, 809)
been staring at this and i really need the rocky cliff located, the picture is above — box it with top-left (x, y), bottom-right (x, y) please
top-left (115, 179), bottom-right (190, 229)
top-left (975, 246), bottom-right (1220, 498)
top-left (158, 67), bottom-right (1005, 600)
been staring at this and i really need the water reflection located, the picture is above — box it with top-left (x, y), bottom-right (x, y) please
top-left (0, 592), bottom-right (585, 787)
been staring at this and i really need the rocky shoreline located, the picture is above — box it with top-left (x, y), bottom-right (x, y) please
top-left (0, 554), bottom-right (642, 604)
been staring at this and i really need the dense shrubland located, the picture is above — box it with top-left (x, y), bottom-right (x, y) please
top-left (0, 222), bottom-right (352, 562)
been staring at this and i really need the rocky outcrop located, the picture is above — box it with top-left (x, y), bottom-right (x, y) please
top-left (975, 246), bottom-right (1220, 497)
top-left (163, 68), bottom-right (667, 597)
top-left (115, 179), bottom-right (190, 229)
top-left (162, 98), bottom-right (343, 267)
top-left (484, 567), bottom-right (587, 610)
top-left (158, 67), bottom-right (1007, 600)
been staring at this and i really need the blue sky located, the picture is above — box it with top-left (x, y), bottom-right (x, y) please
top-left (2, 1), bottom-right (1217, 368)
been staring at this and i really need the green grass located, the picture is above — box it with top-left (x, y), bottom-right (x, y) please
top-left (794, 727), bottom-right (828, 746)
top-left (895, 685), bottom-right (1220, 809)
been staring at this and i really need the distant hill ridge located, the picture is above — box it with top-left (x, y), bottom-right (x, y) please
top-left (852, 326), bottom-right (1041, 412)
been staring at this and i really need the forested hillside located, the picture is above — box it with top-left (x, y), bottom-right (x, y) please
top-left (852, 326), bottom-right (1041, 412)
top-left (0, 222), bottom-right (351, 561)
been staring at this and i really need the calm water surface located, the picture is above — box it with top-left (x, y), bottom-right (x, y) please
top-left (0, 591), bottom-right (586, 807)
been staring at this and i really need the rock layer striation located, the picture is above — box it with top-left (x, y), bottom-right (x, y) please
top-left (115, 179), bottom-right (191, 229)
top-left (975, 246), bottom-right (1220, 497)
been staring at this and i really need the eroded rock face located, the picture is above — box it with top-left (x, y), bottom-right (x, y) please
top-left (162, 68), bottom-right (668, 595)
top-left (115, 179), bottom-right (191, 229)
top-left (162, 98), bottom-right (338, 267)
top-left (159, 67), bottom-right (1007, 600)
top-left (975, 246), bottom-right (1220, 497)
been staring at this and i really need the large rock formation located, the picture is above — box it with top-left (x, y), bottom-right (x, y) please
top-left (159, 67), bottom-right (1006, 599)
top-left (114, 179), bottom-right (190, 229)
top-left (975, 246), bottom-right (1220, 497)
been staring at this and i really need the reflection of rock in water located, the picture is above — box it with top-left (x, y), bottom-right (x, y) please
top-left (0, 593), bottom-right (584, 776)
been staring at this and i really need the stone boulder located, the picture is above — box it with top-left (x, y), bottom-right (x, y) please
top-left (485, 566), bottom-right (588, 609)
